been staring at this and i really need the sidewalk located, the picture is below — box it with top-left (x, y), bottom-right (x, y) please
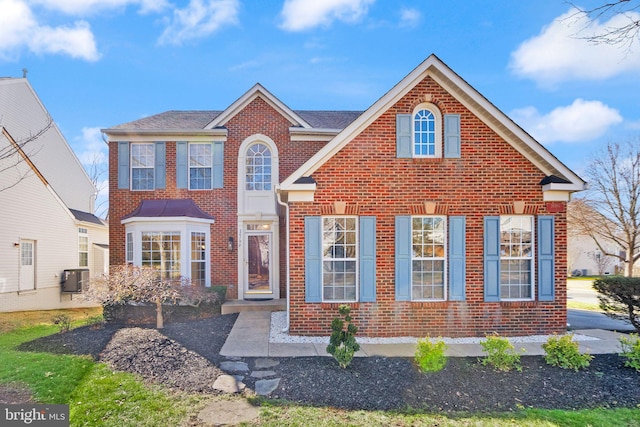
top-left (219, 311), bottom-right (627, 358)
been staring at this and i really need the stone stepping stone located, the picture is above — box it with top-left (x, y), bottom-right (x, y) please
top-left (250, 370), bottom-right (276, 378)
top-left (254, 358), bottom-right (280, 369)
top-left (220, 360), bottom-right (249, 372)
top-left (198, 399), bottom-right (259, 425)
top-left (255, 378), bottom-right (280, 396)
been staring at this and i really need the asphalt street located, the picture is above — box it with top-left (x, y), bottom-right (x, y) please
top-left (566, 279), bottom-right (635, 332)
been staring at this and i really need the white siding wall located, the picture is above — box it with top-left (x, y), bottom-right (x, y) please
top-left (0, 142), bottom-right (100, 312)
top-left (0, 79), bottom-right (96, 212)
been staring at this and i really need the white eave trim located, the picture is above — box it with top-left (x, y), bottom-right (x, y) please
top-left (541, 182), bottom-right (584, 193)
top-left (102, 128), bottom-right (227, 142)
top-left (206, 83), bottom-right (312, 129)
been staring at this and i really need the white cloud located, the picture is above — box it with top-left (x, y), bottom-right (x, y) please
top-left (30, 0), bottom-right (170, 15)
top-left (280, 0), bottom-right (375, 31)
top-left (510, 8), bottom-right (640, 86)
top-left (399, 7), bottom-right (420, 28)
top-left (158, 0), bottom-right (239, 45)
top-left (76, 126), bottom-right (108, 165)
top-left (0, 0), bottom-right (99, 61)
top-left (510, 99), bottom-right (623, 144)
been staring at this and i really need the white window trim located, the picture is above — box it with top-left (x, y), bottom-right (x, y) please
top-left (499, 215), bottom-right (535, 301)
top-left (130, 142), bottom-right (155, 191)
top-left (188, 142), bottom-right (213, 191)
top-left (123, 219), bottom-right (211, 287)
top-left (411, 215), bottom-right (447, 301)
top-left (412, 102), bottom-right (443, 159)
top-left (321, 216), bottom-right (359, 303)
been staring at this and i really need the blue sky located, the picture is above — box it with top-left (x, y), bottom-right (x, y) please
top-left (1, 0), bottom-right (639, 217)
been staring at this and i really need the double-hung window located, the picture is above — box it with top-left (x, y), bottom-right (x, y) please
top-left (189, 143), bottom-right (213, 190)
top-left (322, 217), bottom-right (357, 302)
top-left (131, 143), bottom-right (155, 190)
top-left (78, 227), bottom-right (88, 267)
top-left (499, 215), bottom-right (534, 300)
top-left (412, 216), bottom-right (446, 300)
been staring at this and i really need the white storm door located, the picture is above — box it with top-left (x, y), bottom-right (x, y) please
top-left (19, 240), bottom-right (35, 291)
top-left (245, 232), bottom-right (273, 297)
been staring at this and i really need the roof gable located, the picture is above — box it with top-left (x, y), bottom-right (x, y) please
top-left (205, 83), bottom-right (312, 129)
top-left (281, 54), bottom-right (585, 193)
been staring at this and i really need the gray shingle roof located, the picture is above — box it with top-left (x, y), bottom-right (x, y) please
top-left (69, 208), bottom-right (105, 225)
top-left (109, 110), bottom-right (363, 131)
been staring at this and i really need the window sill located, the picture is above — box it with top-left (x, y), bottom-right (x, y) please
top-left (321, 302), bottom-right (360, 310)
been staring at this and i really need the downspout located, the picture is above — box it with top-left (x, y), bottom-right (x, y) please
top-left (275, 185), bottom-right (290, 332)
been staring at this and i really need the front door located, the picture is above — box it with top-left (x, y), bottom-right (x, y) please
top-left (245, 232), bottom-right (273, 298)
top-left (19, 240), bottom-right (35, 291)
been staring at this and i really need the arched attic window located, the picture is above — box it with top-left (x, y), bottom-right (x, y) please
top-left (245, 143), bottom-right (272, 191)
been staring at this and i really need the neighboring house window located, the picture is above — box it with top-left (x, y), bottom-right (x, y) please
top-left (141, 232), bottom-right (181, 279)
top-left (191, 232), bottom-right (206, 286)
top-left (131, 143), bottom-right (155, 190)
top-left (189, 143), bottom-right (212, 190)
top-left (245, 143), bottom-right (272, 191)
top-left (412, 216), bottom-right (446, 300)
top-left (322, 217), bottom-right (357, 302)
top-left (126, 232), bottom-right (133, 264)
top-left (500, 215), bottom-right (534, 300)
top-left (78, 227), bottom-right (89, 267)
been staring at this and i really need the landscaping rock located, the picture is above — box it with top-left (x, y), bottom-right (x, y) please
top-left (255, 378), bottom-right (280, 396)
top-left (220, 360), bottom-right (249, 372)
top-left (254, 358), bottom-right (279, 369)
top-left (250, 370), bottom-right (276, 378)
top-left (212, 375), bottom-right (240, 393)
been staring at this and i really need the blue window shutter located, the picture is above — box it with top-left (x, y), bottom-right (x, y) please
top-left (117, 142), bottom-right (129, 189)
top-left (305, 216), bottom-right (322, 303)
top-left (484, 216), bottom-right (501, 302)
top-left (212, 142), bottom-right (224, 188)
top-left (359, 216), bottom-right (376, 302)
top-left (538, 216), bottom-right (555, 301)
top-left (154, 142), bottom-right (166, 189)
top-left (395, 216), bottom-right (411, 301)
top-left (176, 141), bottom-right (188, 189)
top-left (449, 216), bottom-right (466, 301)
top-left (444, 114), bottom-right (461, 158)
top-left (396, 114), bottom-right (412, 158)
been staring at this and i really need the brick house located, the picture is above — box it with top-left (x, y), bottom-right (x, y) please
top-left (104, 55), bottom-right (585, 337)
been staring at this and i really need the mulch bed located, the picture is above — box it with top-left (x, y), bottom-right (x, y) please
top-left (7, 313), bottom-right (640, 412)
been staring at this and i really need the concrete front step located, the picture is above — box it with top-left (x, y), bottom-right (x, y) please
top-left (221, 298), bottom-right (286, 314)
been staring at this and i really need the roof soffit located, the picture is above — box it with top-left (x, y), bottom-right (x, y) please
top-left (205, 83), bottom-right (312, 129)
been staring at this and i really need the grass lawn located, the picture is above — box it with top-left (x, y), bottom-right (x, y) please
top-left (1, 309), bottom-right (639, 426)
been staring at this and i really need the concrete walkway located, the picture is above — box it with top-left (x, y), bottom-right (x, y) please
top-left (220, 311), bottom-right (628, 358)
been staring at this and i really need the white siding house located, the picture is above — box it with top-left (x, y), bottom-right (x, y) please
top-left (0, 78), bottom-right (108, 312)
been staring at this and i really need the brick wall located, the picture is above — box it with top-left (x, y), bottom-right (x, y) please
top-left (287, 76), bottom-right (568, 337)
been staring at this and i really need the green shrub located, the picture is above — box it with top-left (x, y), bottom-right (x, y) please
top-left (415, 337), bottom-right (447, 372)
top-left (619, 333), bottom-right (640, 372)
top-left (326, 305), bottom-right (360, 369)
top-left (542, 334), bottom-right (593, 371)
top-left (480, 333), bottom-right (523, 372)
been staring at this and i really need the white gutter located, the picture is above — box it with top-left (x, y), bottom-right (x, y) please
top-left (275, 185), bottom-right (290, 332)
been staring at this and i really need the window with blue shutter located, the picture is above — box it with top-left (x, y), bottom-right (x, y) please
top-left (395, 216), bottom-right (412, 301)
top-left (484, 216), bottom-right (501, 302)
top-left (396, 114), bottom-right (412, 158)
top-left (538, 216), bottom-right (555, 301)
top-left (444, 114), bottom-right (461, 158)
top-left (176, 141), bottom-right (188, 189)
top-left (117, 142), bottom-right (129, 189)
top-left (305, 216), bottom-right (322, 302)
top-left (449, 216), bottom-right (466, 300)
top-left (359, 216), bottom-right (376, 302)
top-left (154, 142), bottom-right (166, 189)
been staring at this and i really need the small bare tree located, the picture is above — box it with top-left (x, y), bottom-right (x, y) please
top-left (567, 1), bottom-right (640, 48)
top-left (570, 139), bottom-right (640, 276)
top-left (86, 265), bottom-right (181, 329)
top-left (588, 251), bottom-right (614, 276)
top-left (0, 119), bottom-right (53, 192)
